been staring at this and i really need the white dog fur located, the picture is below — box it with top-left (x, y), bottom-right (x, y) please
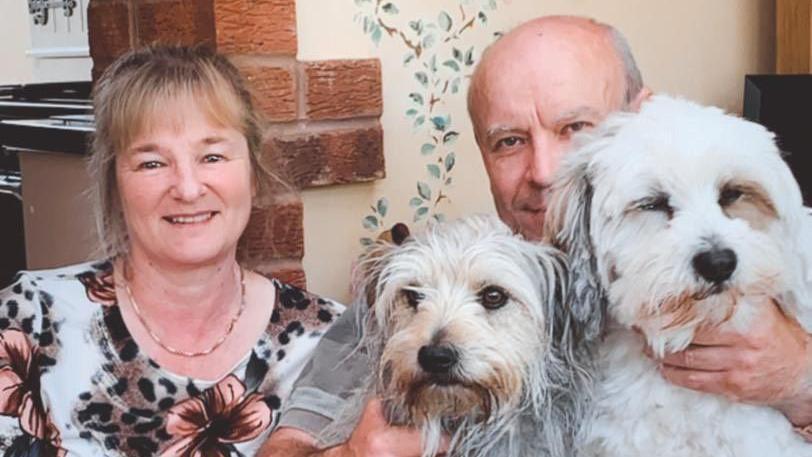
top-left (545, 95), bottom-right (812, 456)
top-left (320, 215), bottom-right (592, 457)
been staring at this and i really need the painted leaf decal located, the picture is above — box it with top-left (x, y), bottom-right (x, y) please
top-left (363, 215), bottom-right (379, 230)
top-left (414, 206), bottom-right (429, 221)
top-left (417, 182), bottom-right (432, 200)
top-left (438, 11), bottom-right (453, 32)
top-left (443, 131), bottom-right (459, 144)
top-left (421, 143), bottom-right (436, 155)
top-left (443, 59), bottom-right (460, 72)
top-left (409, 92), bottom-right (424, 105)
top-left (382, 2), bottom-right (399, 14)
top-left (427, 164), bottom-right (441, 179)
top-left (409, 197), bottom-right (424, 207)
top-left (377, 197), bottom-right (389, 217)
top-left (445, 152), bottom-right (456, 172)
top-left (360, 237), bottom-right (374, 246)
top-left (415, 72), bottom-right (429, 87)
top-left (430, 116), bottom-right (449, 131)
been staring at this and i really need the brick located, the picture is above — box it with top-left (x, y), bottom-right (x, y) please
top-left (136, 0), bottom-right (215, 47)
top-left (266, 124), bottom-right (385, 188)
top-left (214, 0), bottom-right (297, 55)
top-left (304, 59), bottom-right (383, 120)
top-left (237, 63), bottom-right (297, 122)
top-left (88, 0), bottom-right (133, 78)
top-left (269, 266), bottom-right (306, 289)
top-left (239, 194), bottom-right (304, 262)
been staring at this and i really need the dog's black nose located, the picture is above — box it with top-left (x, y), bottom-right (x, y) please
top-left (692, 248), bottom-right (737, 284)
top-left (417, 345), bottom-right (458, 374)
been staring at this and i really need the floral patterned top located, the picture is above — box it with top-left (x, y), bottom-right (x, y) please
top-left (0, 260), bottom-right (343, 457)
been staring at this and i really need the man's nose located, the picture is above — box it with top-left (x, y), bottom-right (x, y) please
top-left (170, 162), bottom-right (205, 201)
top-left (527, 134), bottom-right (562, 186)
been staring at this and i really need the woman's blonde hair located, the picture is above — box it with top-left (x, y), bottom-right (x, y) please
top-left (89, 45), bottom-right (281, 259)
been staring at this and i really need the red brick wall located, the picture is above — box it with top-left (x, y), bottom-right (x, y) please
top-left (88, 0), bottom-right (385, 288)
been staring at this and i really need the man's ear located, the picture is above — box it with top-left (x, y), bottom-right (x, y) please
top-left (628, 87), bottom-right (653, 112)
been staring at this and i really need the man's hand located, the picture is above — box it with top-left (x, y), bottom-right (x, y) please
top-left (259, 399), bottom-right (447, 457)
top-left (654, 300), bottom-right (812, 425)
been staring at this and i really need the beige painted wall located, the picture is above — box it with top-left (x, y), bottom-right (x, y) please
top-left (296, 0), bottom-right (776, 303)
top-left (0, 0), bottom-right (35, 84)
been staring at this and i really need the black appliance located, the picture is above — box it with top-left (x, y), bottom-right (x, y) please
top-left (0, 81), bottom-right (93, 287)
top-left (743, 75), bottom-right (812, 205)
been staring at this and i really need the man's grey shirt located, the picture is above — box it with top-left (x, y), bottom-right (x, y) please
top-left (278, 302), bottom-right (369, 435)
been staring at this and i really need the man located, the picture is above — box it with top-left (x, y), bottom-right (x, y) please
top-left (260, 15), bottom-right (812, 456)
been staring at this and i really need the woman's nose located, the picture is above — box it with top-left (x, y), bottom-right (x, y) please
top-left (170, 163), bottom-right (205, 201)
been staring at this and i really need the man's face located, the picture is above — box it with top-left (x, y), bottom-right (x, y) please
top-left (471, 27), bottom-right (628, 240)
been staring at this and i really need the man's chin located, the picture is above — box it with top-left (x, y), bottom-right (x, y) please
top-left (513, 212), bottom-right (545, 241)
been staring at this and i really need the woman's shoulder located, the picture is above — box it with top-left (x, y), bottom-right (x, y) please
top-left (264, 277), bottom-right (345, 347)
top-left (5, 259), bottom-right (112, 291)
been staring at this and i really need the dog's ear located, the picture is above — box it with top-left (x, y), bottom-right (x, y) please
top-left (544, 149), bottom-right (607, 342)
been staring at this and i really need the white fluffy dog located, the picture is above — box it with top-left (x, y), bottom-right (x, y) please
top-left (321, 215), bottom-right (591, 457)
top-left (545, 95), bottom-right (812, 456)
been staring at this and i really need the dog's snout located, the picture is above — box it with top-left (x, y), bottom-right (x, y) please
top-left (417, 345), bottom-right (458, 374)
top-left (692, 248), bottom-right (737, 284)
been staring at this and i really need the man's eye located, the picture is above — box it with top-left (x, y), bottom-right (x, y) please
top-left (203, 154), bottom-right (226, 163)
top-left (137, 161), bottom-right (163, 170)
top-left (561, 121), bottom-right (593, 137)
top-left (494, 136), bottom-right (524, 150)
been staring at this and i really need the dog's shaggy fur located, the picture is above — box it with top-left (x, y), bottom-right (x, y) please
top-left (320, 215), bottom-right (592, 457)
top-left (545, 95), bottom-right (812, 456)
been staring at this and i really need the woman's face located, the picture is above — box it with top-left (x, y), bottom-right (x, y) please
top-left (116, 96), bottom-right (254, 268)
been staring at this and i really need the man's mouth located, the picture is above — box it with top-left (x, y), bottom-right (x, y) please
top-left (163, 211), bottom-right (218, 225)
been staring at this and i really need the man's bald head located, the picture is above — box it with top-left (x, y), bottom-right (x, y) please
top-left (468, 15), bottom-right (650, 240)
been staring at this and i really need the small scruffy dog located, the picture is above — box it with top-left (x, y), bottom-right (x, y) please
top-left (321, 215), bottom-right (591, 457)
top-left (545, 95), bottom-right (812, 456)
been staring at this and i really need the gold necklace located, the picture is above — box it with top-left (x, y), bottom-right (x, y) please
top-left (122, 264), bottom-right (246, 358)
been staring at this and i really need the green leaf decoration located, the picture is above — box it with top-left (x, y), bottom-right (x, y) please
top-left (362, 16), bottom-right (371, 33)
top-left (415, 72), bottom-right (429, 87)
top-left (404, 53), bottom-right (415, 65)
top-left (430, 55), bottom-right (438, 73)
top-left (442, 59), bottom-right (460, 72)
top-left (406, 108), bottom-right (418, 117)
top-left (417, 181), bottom-right (432, 200)
top-left (409, 92), bottom-right (424, 105)
top-left (445, 176), bottom-right (453, 185)
top-left (432, 213), bottom-right (446, 223)
top-left (422, 34), bottom-right (436, 50)
top-left (414, 206), bottom-right (430, 221)
top-left (488, 0), bottom-right (498, 10)
top-left (363, 215), bottom-right (379, 230)
top-left (430, 115), bottom-right (450, 131)
top-left (381, 2), bottom-right (399, 14)
top-left (478, 11), bottom-right (487, 24)
top-left (360, 237), bottom-right (375, 246)
top-left (421, 143), bottom-right (436, 155)
top-left (465, 47), bottom-right (475, 66)
top-left (409, 20), bottom-right (423, 34)
top-left (409, 197), bottom-right (424, 207)
top-left (445, 152), bottom-right (456, 172)
top-left (371, 24), bottom-right (382, 44)
top-left (443, 131), bottom-right (459, 144)
top-left (438, 11), bottom-right (453, 32)
top-left (414, 115), bottom-right (425, 127)
top-left (453, 47), bottom-right (463, 62)
top-left (377, 197), bottom-right (389, 217)
top-left (427, 164), bottom-right (441, 179)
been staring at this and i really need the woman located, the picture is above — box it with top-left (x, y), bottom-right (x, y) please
top-left (0, 46), bottom-right (342, 456)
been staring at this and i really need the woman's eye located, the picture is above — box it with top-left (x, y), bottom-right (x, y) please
top-left (137, 160), bottom-right (163, 170)
top-left (203, 154), bottom-right (226, 163)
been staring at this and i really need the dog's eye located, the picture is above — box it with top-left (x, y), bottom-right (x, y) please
top-left (638, 196), bottom-right (672, 214)
top-left (478, 286), bottom-right (509, 310)
top-left (719, 187), bottom-right (744, 206)
top-left (402, 288), bottom-right (424, 308)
